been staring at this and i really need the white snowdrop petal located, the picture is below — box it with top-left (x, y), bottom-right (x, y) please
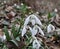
top-left (39, 28), bottom-right (44, 36)
top-left (28, 26), bottom-right (33, 35)
top-left (0, 35), bottom-right (6, 42)
top-left (35, 25), bottom-right (44, 36)
top-left (24, 16), bottom-right (30, 26)
top-left (33, 39), bottom-right (41, 49)
top-left (36, 19), bottom-right (42, 26)
top-left (39, 29), bottom-right (44, 35)
top-left (14, 4), bottom-right (17, 7)
top-left (34, 15), bottom-right (42, 26)
top-left (47, 24), bottom-right (55, 33)
top-left (32, 28), bottom-right (37, 36)
top-left (47, 26), bottom-right (51, 33)
top-left (2, 35), bottom-right (6, 41)
top-left (28, 26), bottom-right (37, 36)
top-left (28, 26), bottom-right (32, 32)
top-left (47, 28), bottom-right (50, 33)
top-left (21, 3), bottom-right (24, 5)
top-left (52, 26), bottom-right (55, 31)
top-left (32, 26), bottom-right (38, 36)
top-left (22, 26), bottom-right (27, 37)
top-left (54, 8), bottom-right (58, 12)
top-left (32, 36), bottom-right (37, 39)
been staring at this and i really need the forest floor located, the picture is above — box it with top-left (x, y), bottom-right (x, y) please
top-left (0, 0), bottom-right (60, 49)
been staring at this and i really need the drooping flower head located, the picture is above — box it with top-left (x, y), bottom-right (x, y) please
top-left (22, 14), bottom-right (44, 37)
top-left (24, 14), bottom-right (42, 26)
top-left (47, 24), bottom-right (55, 33)
top-left (33, 39), bottom-right (41, 49)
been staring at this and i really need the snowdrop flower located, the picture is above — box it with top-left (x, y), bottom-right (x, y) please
top-left (33, 39), bottom-right (41, 49)
top-left (54, 8), bottom-right (58, 12)
top-left (21, 3), bottom-right (24, 5)
top-left (22, 14), bottom-right (43, 37)
top-left (24, 14), bottom-right (42, 26)
top-left (28, 25), bottom-right (44, 36)
top-left (14, 4), bottom-right (17, 7)
top-left (2, 35), bottom-right (6, 41)
top-left (22, 26), bottom-right (27, 37)
top-left (35, 16), bottom-right (42, 26)
top-left (4, 1), bottom-right (6, 4)
top-left (0, 35), bottom-right (6, 42)
top-left (47, 24), bottom-right (55, 33)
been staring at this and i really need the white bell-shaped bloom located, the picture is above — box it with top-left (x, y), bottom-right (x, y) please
top-left (24, 14), bottom-right (42, 26)
top-left (22, 14), bottom-right (43, 37)
top-left (35, 16), bottom-right (42, 26)
top-left (0, 35), bottom-right (6, 42)
top-left (2, 35), bottom-right (6, 41)
top-left (54, 8), bottom-right (58, 12)
top-left (33, 39), bottom-right (41, 49)
top-left (47, 24), bottom-right (55, 33)
top-left (22, 26), bottom-right (27, 37)
top-left (14, 4), bottom-right (17, 7)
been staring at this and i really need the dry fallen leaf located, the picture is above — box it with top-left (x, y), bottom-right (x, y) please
top-left (5, 6), bottom-right (13, 12)
top-left (7, 11), bottom-right (16, 19)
